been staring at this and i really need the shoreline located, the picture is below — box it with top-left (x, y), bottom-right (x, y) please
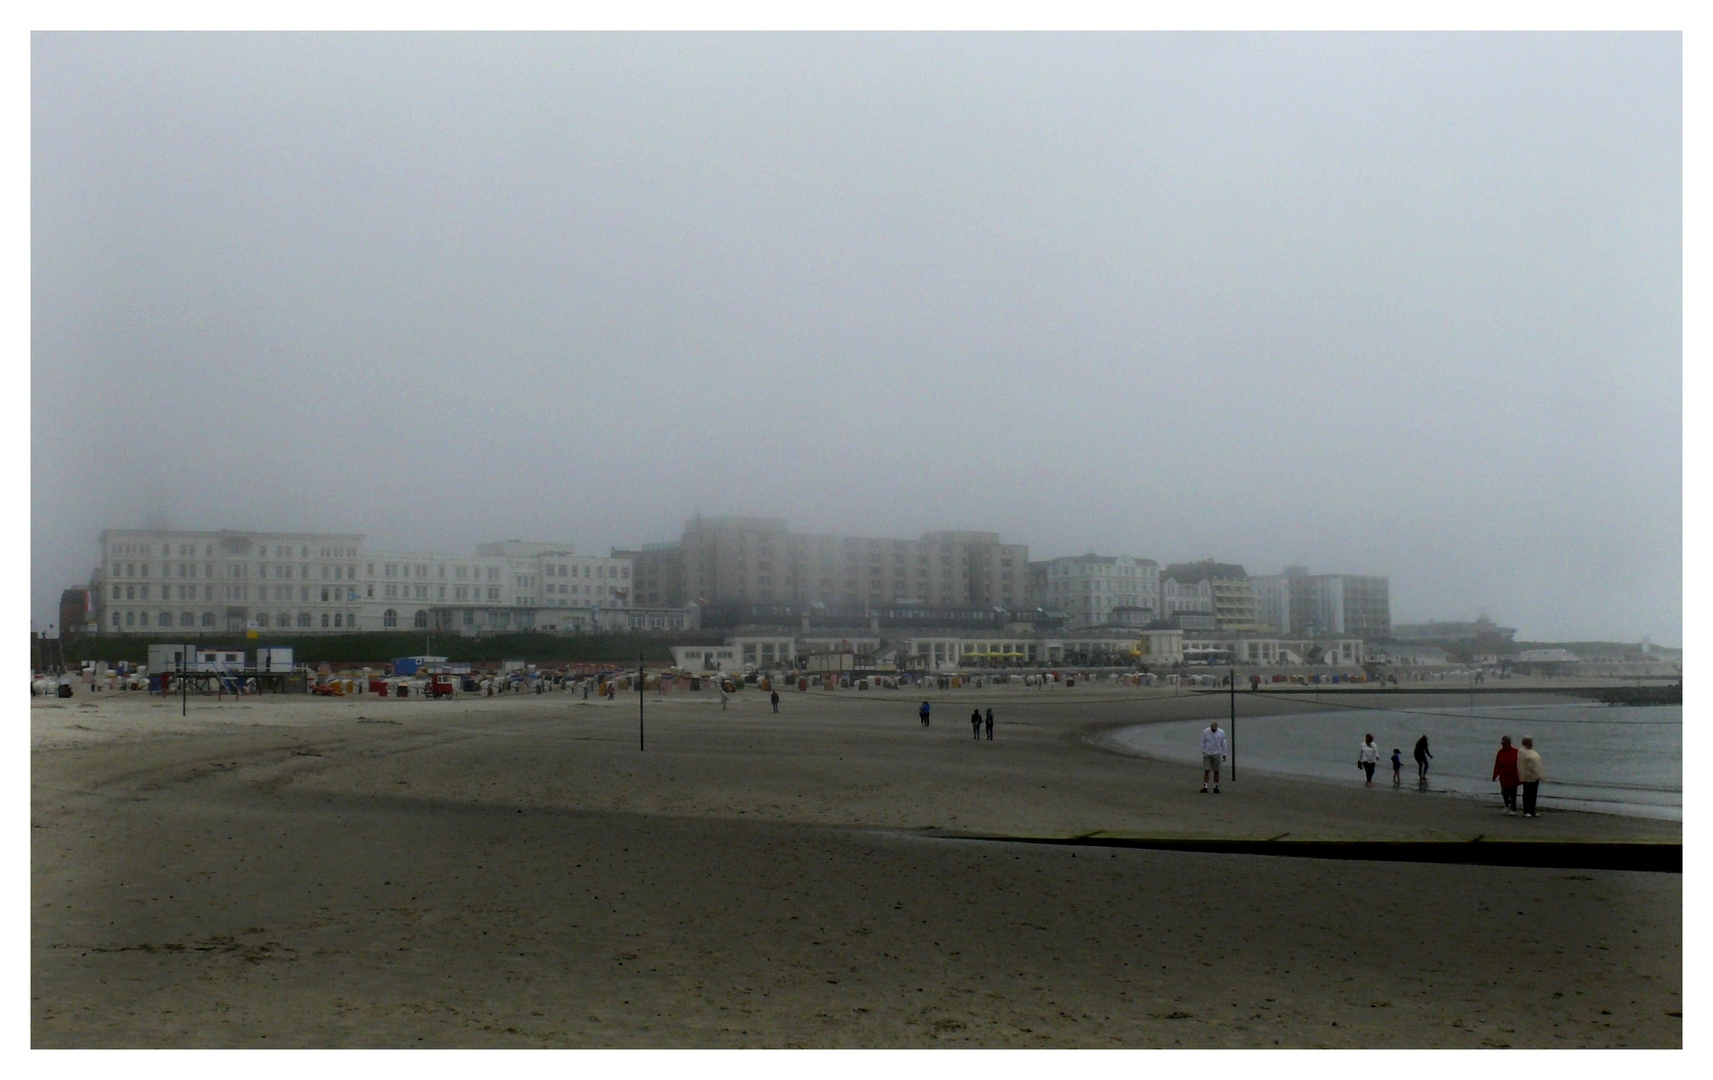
top-left (1093, 709), bottom-right (1683, 824)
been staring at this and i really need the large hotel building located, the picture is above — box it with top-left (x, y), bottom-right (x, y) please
top-left (93, 529), bottom-right (694, 636)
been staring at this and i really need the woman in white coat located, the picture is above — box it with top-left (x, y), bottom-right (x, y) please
top-left (1358, 734), bottom-right (1381, 788)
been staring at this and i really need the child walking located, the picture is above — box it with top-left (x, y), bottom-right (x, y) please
top-left (1391, 748), bottom-right (1403, 788)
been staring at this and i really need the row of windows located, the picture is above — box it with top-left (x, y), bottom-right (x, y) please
top-left (108, 542), bottom-right (219, 558)
top-left (113, 583), bottom-right (361, 603)
top-left (109, 610), bottom-right (359, 629)
top-left (380, 583), bottom-right (503, 602)
top-left (111, 561), bottom-right (361, 581)
top-left (111, 542), bottom-right (390, 562)
top-left (544, 563), bottom-right (628, 578)
top-left (542, 583), bottom-right (620, 597)
top-left (380, 563), bottom-right (504, 581)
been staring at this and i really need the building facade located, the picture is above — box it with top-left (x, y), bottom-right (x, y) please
top-left (98, 529), bottom-right (368, 635)
top-left (1254, 568), bottom-right (1391, 637)
top-left (93, 529), bottom-right (679, 636)
top-left (668, 516), bottom-right (1029, 611)
top-left (613, 542), bottom-right (685, 608)
top-left (1028, 554), bottom-right (1161, 628)
top-left (1160, 560), bottom-right (1264, 633)
top-left (59, 587), bottom-right (96, 637)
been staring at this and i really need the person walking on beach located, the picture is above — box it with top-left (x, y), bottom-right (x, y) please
top-left (919, 700), bottom-right (931, 727)
top-left (770, 689), bottom-right (780, 713)
top-left (1413, 735), bottom-right (1433, 783)
top-left (1358, 734), bottom-right (1380, 787)
top-left (1492, 735), bottom-right (1520, 814)
top-left (985, 707), bottom-right (994, 741)
top-left (1200, 720), bottom-right (1227, 794)
top-left (1391, 748), bottom-right (1403, 788)
top-left (971, 708), bottom-right (983, 740)
top-left (1517, 736), bottom-right (1545, 817)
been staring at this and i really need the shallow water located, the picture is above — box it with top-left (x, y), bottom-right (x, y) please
top-left (1109, 702), bottom-right (1681, 820)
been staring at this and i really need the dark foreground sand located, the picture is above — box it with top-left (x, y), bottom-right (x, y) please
top-left (31, 683), bottom-right (1680, 1047)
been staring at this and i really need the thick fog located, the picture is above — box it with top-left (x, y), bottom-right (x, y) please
top-left (31, 33), bottom-right (1680, 643)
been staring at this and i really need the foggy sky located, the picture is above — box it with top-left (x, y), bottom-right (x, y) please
top-left (31, 33), bottom-right (1681, 643)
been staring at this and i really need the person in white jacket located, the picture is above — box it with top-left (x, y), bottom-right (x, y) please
top-left (1200, 721), bottom-right (1228, 794)
top-left (1358, 733), bottom-right (1381, 787)
top-left (1516, 737), bottom-right (1545, 817)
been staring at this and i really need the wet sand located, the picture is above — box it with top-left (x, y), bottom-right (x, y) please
top-left (31, 682), bottom-right (1681, 1047)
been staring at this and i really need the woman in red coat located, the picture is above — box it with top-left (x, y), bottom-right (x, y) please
top-left (1492, 735), bottom-right (1521, 815)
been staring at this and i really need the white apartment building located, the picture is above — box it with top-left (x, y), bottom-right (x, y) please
top-left (95, 529), bottom-right (647, 636)
top-left (98, 529), bottom-right (367, 635)
top-left (1161, 577), bottom-right (1215, 616)
top-left (360, 541), bottom-right (634, 635)
top-left (1027, 554), bottom-right (1160, 628)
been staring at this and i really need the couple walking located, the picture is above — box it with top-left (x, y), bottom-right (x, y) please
top-left (970, 708), bottom-right (994, 740)
top-left (1492, 736), bottom-right (1546, 816)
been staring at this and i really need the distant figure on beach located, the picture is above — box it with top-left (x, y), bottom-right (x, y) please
top-left (770, 689), bottom-right (780, 713)
top-left (971, 709), bottom-right (983, 739)
top-left (1492, 735), bottom-right (1520, 815)
top-left (919, 700), bottom-right (931, 727)
top-left (1391, 748), bottom-right (1403, 787)
top-left (720, 687), bottom-right (728, 711)
top-left (1358, 734), bottom-right (1380, 787)
top-left (1200, 721), bottom-right (1227, 794)
top-left (1517, 737), bottom-right (1545, 818)
top-left (985, 707), bottom-right (994, 741)
top-left (1413, 735), bottom-right (1433, 781)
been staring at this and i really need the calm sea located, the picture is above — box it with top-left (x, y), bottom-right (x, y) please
top-left (1108, 702), bottom-right (1681, 820)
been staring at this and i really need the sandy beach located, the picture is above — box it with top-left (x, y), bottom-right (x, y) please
top-left (31, 680), bottom-right (1680, 1047)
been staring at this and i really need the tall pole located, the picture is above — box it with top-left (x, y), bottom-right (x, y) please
top-left (1229, 666), bottom-right (1237, 781)
top-left (181, 655), bottom-right (187, 718)
top-left (638, 652), bottom-right (646, 752)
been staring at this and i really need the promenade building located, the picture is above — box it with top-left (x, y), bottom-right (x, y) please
top-left (1178, 633), bottom-right (1366, 667)
top-left (1160, 560), bottom-right (1265, 633)
top-left (1254, 567), bottom-right (1391, 637)
top-left (667, 626), bottom-right (1364, 674)
top-left (1027, 554), bottom-right (1161, 629)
